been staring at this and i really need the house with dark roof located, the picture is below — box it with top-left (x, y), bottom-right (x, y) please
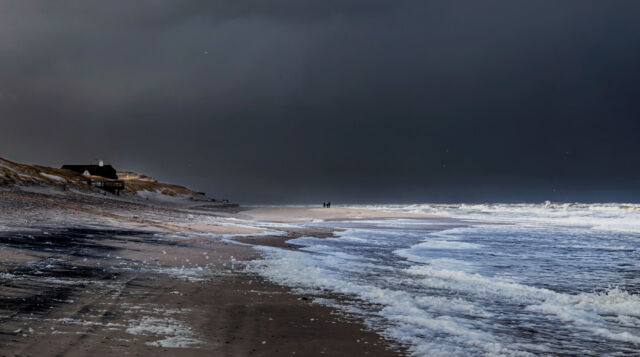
top-left (61, 162), bottom-right (124, 194)
top-left (61, 164), bottom-right (118, 179)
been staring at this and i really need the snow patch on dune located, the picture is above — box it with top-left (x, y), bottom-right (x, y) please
top-left (40, 173), bottom-right (67, 182)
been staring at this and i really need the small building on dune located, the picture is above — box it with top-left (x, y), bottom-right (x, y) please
top-left (61, 163), bottom-right (118, 179)
top-left (61, 161), bottom-right (124, 194)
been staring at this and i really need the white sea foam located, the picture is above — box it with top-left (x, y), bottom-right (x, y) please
top-left (143, 266), bottom-right (210, 282)
top-left (248, 205), bottom-right (640, 355)
top-left (126, 316), bottom-right (202, 348)
top-left (248, 245), bottom-right (531, 356)
top-left (405, 239), bottom-right (481, 250)
top-left (146, 336), bottom-right (203, 348)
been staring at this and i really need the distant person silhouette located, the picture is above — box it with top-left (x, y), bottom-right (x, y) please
top-left (323, 202), bottom-right (326, 208)
top-left (327, 201), bottom-right (331, 208)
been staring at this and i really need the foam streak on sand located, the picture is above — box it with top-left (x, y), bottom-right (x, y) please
top-left (247, 205), bottom-right (640, 356)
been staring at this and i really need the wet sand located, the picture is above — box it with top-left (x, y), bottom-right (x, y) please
top-left (0, 189), bottom-right (423, 356)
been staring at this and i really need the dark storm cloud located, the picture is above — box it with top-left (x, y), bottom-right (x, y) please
top-left (2, 1), bottom-right (640, 203)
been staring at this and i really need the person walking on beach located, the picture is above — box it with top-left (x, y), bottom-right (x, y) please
top-left (323, 202), bottom-right (326, 208)
top-left (327, 201), bottom-right (331, 208)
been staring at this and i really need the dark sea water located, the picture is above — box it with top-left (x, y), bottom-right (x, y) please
top-left (248, 204), bottom-right (640, 356)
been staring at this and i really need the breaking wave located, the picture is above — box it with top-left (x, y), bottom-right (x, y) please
top-left (247, 205), bottom-right (640, 356)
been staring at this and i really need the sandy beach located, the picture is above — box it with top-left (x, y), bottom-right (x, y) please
top-left (0, 188), bottom-right (435, 356)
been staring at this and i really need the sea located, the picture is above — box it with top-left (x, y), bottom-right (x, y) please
top-left (243, 203), bottom-right (640, 356)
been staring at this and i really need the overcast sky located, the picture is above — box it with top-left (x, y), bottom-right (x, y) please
top-left (1, 1), bottom-right (640, 203)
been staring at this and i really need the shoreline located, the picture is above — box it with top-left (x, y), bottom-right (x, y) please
top-left (0, 188), bottom-right (436, 356)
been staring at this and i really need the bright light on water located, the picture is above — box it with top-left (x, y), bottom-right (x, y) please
top-left (247, 204), bottom-right (640, 356)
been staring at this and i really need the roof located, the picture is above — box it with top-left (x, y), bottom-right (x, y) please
top-left (61, 165), bottom-right (118, 179)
